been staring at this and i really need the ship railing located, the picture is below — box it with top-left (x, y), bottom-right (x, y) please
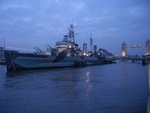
top-left (5, 47), bottom-right (34, 53)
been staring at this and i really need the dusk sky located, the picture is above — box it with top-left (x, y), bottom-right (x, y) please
top-left (0, 0), bottom-right (150, 55)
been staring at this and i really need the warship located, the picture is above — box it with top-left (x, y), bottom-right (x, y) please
top-left (4, 24), bottom-right (114, 72)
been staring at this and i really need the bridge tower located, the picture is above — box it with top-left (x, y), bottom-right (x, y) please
top-left (121, 41), bottom-right (128, 57)
top-left (145, 39), bottom-right (150, 55)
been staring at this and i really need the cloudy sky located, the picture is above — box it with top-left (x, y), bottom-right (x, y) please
top-left (0, 0), bottom-right (149, 54)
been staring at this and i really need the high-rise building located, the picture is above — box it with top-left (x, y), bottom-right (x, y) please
top-left (83, 43), bottom-right (87, 53)
top-left (93, 45), bottom-right (97, 52)
top-left (90, 34), bottom-right (93, 51)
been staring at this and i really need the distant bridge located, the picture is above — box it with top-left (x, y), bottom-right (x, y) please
top-left (121, 40), bottom-right (150, 57)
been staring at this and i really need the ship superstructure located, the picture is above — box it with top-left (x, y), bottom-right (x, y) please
top-left (56, 25), bottom-right (77, 52)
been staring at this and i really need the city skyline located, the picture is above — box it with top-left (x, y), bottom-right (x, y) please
top-left (0, 0), bottom-right (149, 55)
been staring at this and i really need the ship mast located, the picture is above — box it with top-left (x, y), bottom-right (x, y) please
top-left (68, 24), bottom-right (75, 43)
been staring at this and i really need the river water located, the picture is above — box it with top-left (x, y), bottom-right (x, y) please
top-left (0, 62), bottom-right (148, 113)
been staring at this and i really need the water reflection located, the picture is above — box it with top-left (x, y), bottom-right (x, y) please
top-left (51, 69), bottom-right (81, 102)
top-left (85, 71), bottom-right (92, 96)
top-left (4, 68), bottom-right (94, 102)
top-left (0, 63), bottom-right (148, 113)
top-left (85, 72), bottom-right (91, 83)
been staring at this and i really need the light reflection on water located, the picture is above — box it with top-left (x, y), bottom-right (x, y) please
top-left (85, 71), bottom-right (92, 96)
top-left (0, 63), bottom-right (148, 113)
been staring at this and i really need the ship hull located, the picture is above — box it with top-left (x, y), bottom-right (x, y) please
top-left (4, 50), bottom-right (85, 72)
top-left (4, 50), bottom-right (114, 72)
top-left (83, 56), bottom-right (105, 65)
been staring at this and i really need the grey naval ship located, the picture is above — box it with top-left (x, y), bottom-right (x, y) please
top-left (4, 24), bottom-right (114, 72)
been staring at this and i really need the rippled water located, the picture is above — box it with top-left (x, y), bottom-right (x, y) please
top-left (0, 62), bottom-right (148, 113)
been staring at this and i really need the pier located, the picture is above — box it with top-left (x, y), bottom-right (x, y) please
top-left (0, 47), bottom-right (5, 65)
top-left (147, 65), bottom-right (150, 113)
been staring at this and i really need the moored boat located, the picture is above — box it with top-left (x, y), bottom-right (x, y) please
top-left (4, 24), bottom-right (86, 72)
top-left (4, 49), bottom-right (85, 72)
top-left (4, 24), bottom-right (114, 72)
